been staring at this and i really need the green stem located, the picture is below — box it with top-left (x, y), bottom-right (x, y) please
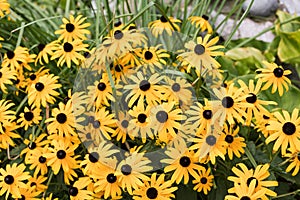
top-left (15, 96), bottom-right (28, 115)
top-left (95, 0), bottom-right (101, 46)
top-left (16, 22), bottom-right (25, 48)
top-left (43, 170), bottom-right (54, 198)
top-left (65, 0), bottom-right (71, 17)
top-left (224, 0), bottom-right (254, 47)
top-left (271, 189), bottom-right (300, 199)
top-left (245, 146), bottom-right (257, 168)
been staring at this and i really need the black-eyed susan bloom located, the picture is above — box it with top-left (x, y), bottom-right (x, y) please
top-left (27, 175), bottom-right (48, 194)
top-left (69, 177), bottom-right (94, 200)
top-left (45, 140), bottom-right (80, 175)
top-left (25, 66), bottom-right (50, 92)
top-left (192, 167), bottom-right (214, 195)
top-left (0, 122), bottom-right (20, 149)
top-left (148, 15), bottom-right (181, 37)
top-left (93, 107), bottom-right (117, 141)
top-left (46, 101), bottom-right (77, 136)
top-left (28, 74), bottom-right (62, 108)
top-left (17, 106), bottom-right (42, 130)
top-left (228, 163), bottom-right (278, 200)
top-left (0, 0), bottom-right (10, 17)
top-left (256, 61), bottom-right (292, 96)
top-left (25, 146), bottom-right (49, 177)
top-left (51, 40), bottom-right (89, 68)
top-left (55, 15), bottom-right (91, 42)
top-left (115, 152), bottom-right (152, 195)
top-left (112, 111), bottom-right (133, 143)
top-left (92, 157), bottom-right (123, 199)
top-left (189, 15), bottom-right (213, 33)
top-left (133, 172), bottom-right (178, 200)
top-left (178, 34), bottom-right (224, 74)
top-left (1, 46), bottom-right (28, 70)
top-left (265, 108), bottom-right (300, 155)
top-left (0, 66), bottom-right (17, 93)
top-left (150, 102), bottom-right (187, 144)
top-left (35, 41), bottom-right (58, 65)
top-left (284, 149), bottom-right (300, 176)
top-left (221, 124), bottom-right (246, 160)
top-left (161, 141), bottom-right (205, 184)
top-left (0, 163), bottom-right (31, 199)
top-left (0, 100), bottom-right (15, 127)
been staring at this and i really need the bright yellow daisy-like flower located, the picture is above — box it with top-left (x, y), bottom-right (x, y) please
top-left (133, 172), bottom-right (178, 200)
top-left (17, 106), bottom-right (42, 130)
top-left (265, 108), bottom-right (300, 155)
top-left (178, 34), bottom-right (224, 75)
top-left (0, 100), bottom-right (15, 129)
top-left (14, 187), bottom-right (41, 199)
top-left (148, 15), bottom-right (181, 37)
top-left (136, 45), bottom-right (170, 73)
top-left (25, 66), bottom-right (50, 92)
top-left (189, 125), bottom-right (227, 164)
top-left (1, 46), bottom-right (28, 70)
top-left (112, 112), bottom-right (132, 143)
top-left (221, 124), bottom-right (246, 160)
top-left (26, 147), bottom-right (49, 177)
top-left (0, 121), bottom-right (20, 149)
top-left (0, 66), bottom-right (17, 93)
top-left (28, 74), bottom-right (62, 108)
top-left (115, 152), bottom-right (152, 195)
top-left (228, 163), bottom-right (278, 200)
top-left (213, 83), bottom-right (250, 125)
top-left (46, 101), bottom-right (77, 136)
top-left (124, 71), bottom-right (164, 107)
top-left (0, 0), bottom-right (10, 17)
top-left (45, 139), bottom-right (80, 175)
top-left (92, 157), bottom-right (123, 199)
top-left (192, 167), bottom-right (214, 195)
top-left (68, 177), bottom-right (94, 200)
top-left (55, 15), bottom-right (91, 42)
top-left (0, 163), bottom-right (31, 199)
top-left (51, 40), bottom-right (89, 68)
top-left (87, 73), bottom-right (115, 108)
top-left (284, 148), bottom-right (300, 176)
top-left (35, 41), bottom-right (59, 65)
top-left (238, 79), bottom-right (277, 125)
top-left (256, 61), bottom-right (292, 96)
top-left (225, 178), bottom-right (267, 200)
top-left (27, 175), bottom-right (48, 194)
top-left (162, 141), bottom-right (205, 184)
top-left (189, 15), bottom-right (213, 33)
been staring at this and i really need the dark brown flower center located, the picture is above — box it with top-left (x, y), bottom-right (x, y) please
top-left (28, 142), bottom-right (36, 149)
top-left (273, 67), bottom-right (284, 78)
top-left (194, 44), bottom-right (205, 55)
top-left (39, 156), bottom-right (47, 163)
top-left (156, 111), bottom-right (168, 123)
top-left (121, 120), bottom-right (129, 128)
top-left (97, 82), bottom-right (106, 91)
top-left (89, 152), bottom-right (99, 163)
top-left (115, 64), bottom-right (123, 72)
top-left (35, 82), bottom-right (45, 91)
top-left (200, 177), bottom-right (208, 184)
top-left (146, 187), bottom-right (158, 199)
top-left (106, 173), bottom-right (117, 183)
top-left (38, 44), bottom-right (46, 52)
top-left (0, 72), bottom-right (2, 78)
top-left (6, 51), bottom-right (15, 59)
top-left (69, 186), bottom-right (78, 196)
top-left (24, 111), bottom-right (34, 121)
top-left (203, 110), bottom-right (212, 119)
top-left (138, 113), bottom-right (147, 123)
top-left (66, 23), bottom-right (75, 32)
top-left (63, 42), bottom-right (73, 52)
top-left (139, 80), bottom-right (151, 91)
top-left (179, 156), bottom-right (191, 167)
top-left (57, 150), bottom-right (66, 159)
top-left (246, 93), bottom-right (257, 104)
top-left (121, 164), bottom-right (132, 175)
top-left (222, 96), bottom-right (234, 108)
top-left (225, 135), bottom-right (234, 143)
top-left (282, 122), bottom-right (296, 135)
top-left (206, 135), bottom-right (216, 146)
top-left (172, 83), bottom-right (181, 92)
top-left (114, 21), bottom-right (122, 27)
top-left (93, 120), bottom-right (101, 128)
top-left (240, 197), bottom-right (251, 200)
top-left (56, 113), bottom-right (67, 124)
top-left (114, 30), bottom-right (124, 40)
top-left (30, 74), bottom-right (37, 80)
top-left (4, 175), bottom-right (14, 184)
top-left (202, 15), bottom-right (209, 20)
top-left (160, 15), bottom-right (168, 23)
top-left (144, 51), bottom-right (153, 60)
top-left (247, 177), bottom-right (258, 188)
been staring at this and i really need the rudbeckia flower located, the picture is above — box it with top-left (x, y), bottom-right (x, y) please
top-left (161, 141), bottom-right (205, 184)
top-left (35, 41), bottom-right (58, 65)
top-left (25, 147), bottom-right (49, 177)
top-left (284, 148), bottom-right (300, 176)
top-left (112, 112), bottom-right (133, 143)
top-left (192, 167), bottom-right (214, 195)
top-left (189, 15), bottom-right (213, 33)
top-left (68, 177), bottom-right (94, 200)
top-left (0, 121), bottom-right (20, 149)
top-left (148, 15), bottom-right (181, 37)
top-left (27, 175), bottom-right (48, 194)
top-left (115, 152), bottom-right (152, 195)
top-left (25, 66), bottom-right (50, 92)
top-left (51, 40), bottom-right (89, 68)
top-left (55, 15), bottom-right (91, 42)
top-left (133, 173), bottom-right (178, 199)
top-left (17, 106), bottom-right (42, 130)
top-left (256, 61), bottom-right (292, 96)
top-left (1, 46), bottom-right (28, 70)
top-left (0, 0), bottom-right (10, 17)
top-left (28, 74), bottom-right (62, 108)
top-left (0, 66), bottom-right (17, 93)
top-left (0, 100), bottom-right (15, 129)
top-left (227, 163), bottom-right (278, 200)
top-left (0, 163), bottom-right (31, 199)
top-left (265, 108), bottom-right (300, 155)
top-left (178, 34), bottom-right (224, 75)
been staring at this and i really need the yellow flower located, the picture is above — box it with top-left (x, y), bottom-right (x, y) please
top-left (148, 15), bottom-right (181, 37)
top-left (192, 168), bottom-right (214, 195)
top-left (0, 0), bottom-right (10, 17)
top-left (189, 15), bottom-right (213, 33)
top-left (0, 66), bottom-right (17, 93)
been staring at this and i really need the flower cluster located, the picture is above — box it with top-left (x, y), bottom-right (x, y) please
top-left (1, 0), bottom-right (300, 199)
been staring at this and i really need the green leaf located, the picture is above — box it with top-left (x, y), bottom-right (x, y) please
top-left (277, 31), bottom-right (300, 63)
top-left (176, 184), bottom-right (197, 200)
top-left (225, 47), bottom-right (265, 61)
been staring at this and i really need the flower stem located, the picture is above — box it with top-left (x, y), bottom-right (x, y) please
top-left (245, 146), bottom-right (257, 168)
top-left (271, 189), bottom-right (300, 199)
top-left (15, 96), bottom-right (28, 115)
